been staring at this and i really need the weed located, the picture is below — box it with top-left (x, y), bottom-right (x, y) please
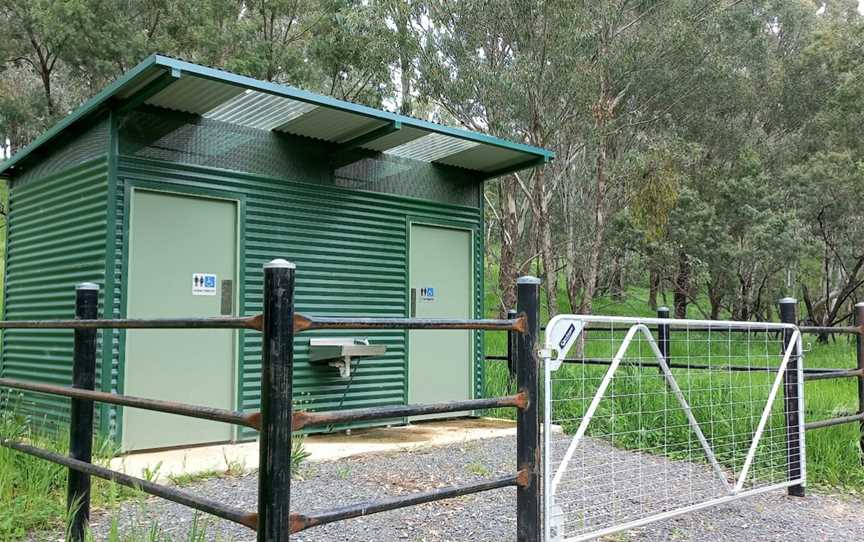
top-left (466, 461), bottom-right (491, 477)
top-left (335, 463), bottom-right (351, 480)
top-left (0, 393), bottom-right (138, 539)
top-left (292, 436), bottom-right (310, 477)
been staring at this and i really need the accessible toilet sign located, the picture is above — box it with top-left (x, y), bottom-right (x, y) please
top-left (192, 273), bottom-right (218, 295)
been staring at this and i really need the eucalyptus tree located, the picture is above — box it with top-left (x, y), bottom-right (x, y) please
top-left (414, 0), bottom-right (589, 316)
top-left (0, 0), bottom-right (75, 117)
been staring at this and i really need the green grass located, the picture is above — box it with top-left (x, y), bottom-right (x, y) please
top-left (68, 513), bottom-right (234, 542)
top-left (0, 390), bottom-right (312, 540)
top-left (483, 286), bottom-right (864, 491)
top-left (0, 392), bottom-right (140, 540)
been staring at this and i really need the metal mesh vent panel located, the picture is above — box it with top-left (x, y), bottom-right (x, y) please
top-left (13, 118), bottom-right (109, 185)
top-left (119, 107), bottom-right (480, 207)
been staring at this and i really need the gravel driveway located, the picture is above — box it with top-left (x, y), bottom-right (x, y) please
top-left (74, 434), bottom-right (864, 541)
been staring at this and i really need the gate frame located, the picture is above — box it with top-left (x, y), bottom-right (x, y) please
top-left (541, 314), bottom-right (806, 542)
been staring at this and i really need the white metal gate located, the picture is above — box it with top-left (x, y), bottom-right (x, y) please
top-left (541, 315), bottom-right (805, 541)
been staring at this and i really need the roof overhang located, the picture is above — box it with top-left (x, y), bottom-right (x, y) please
top-left (0, 54), bottom-right (554, 179)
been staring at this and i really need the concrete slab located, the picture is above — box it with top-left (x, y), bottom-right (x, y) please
top-left (109, 417), bottom-right (517, 483)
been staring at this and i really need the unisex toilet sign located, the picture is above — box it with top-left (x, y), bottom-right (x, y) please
top-left (192, 273), bottom-right (217, 295)
top-left (419, 286), bottom-right (436, 301)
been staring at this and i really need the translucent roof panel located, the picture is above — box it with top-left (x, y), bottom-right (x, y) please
top-left (385, 133), bottom-right (480, 163)
top-left (203, 90), bottom-right (317, 131)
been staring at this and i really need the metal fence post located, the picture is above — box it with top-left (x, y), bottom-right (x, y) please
top-left (67, 283), bottom-right (99, 542)
top-left (258, 259), bottom-right (296, 541)
top-left (507, 309), bottom-right (518, 387)
top-left (657, 306), bottom-right (670, 373)
top-left (855, 302), bottom-right (864, 459)
top-left (515, 276), bottom-right (541, 542)
top-left (779, 297), bottom-right (805, 497)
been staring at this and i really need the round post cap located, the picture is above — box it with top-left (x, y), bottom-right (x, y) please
top-left (855, 302), bottom-right (864, 308)
top-left (517, 276), bottom-right (541, 285)
top-left (657, 306), bottom-right (670, 313)
top-left (76, 282), bottom-right (99, 291)
top-left (264, 258), bottom-right (296, 269)
top-left (778, 297), bottom-right (797, 304)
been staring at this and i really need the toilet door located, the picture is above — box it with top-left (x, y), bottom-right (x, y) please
top-left (123, 188), bottom-right (238, 451)
top-left (408, 224), bottom-right (473, 409)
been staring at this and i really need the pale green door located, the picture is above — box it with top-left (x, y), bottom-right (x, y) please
top-left (408, 224), bottom-right (472, 409)
top-left (123, 189), bottom-right (237, 451)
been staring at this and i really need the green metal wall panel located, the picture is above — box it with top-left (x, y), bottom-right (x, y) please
top-left (113, 156), bottom-right (484, 437)
top-left (1, 157), bottom-right (109, 428)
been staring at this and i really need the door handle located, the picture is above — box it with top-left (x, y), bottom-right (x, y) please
top-left (410, 288), bottom-right (417, 317)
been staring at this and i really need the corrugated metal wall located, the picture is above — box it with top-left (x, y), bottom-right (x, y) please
top-left (114, 155), bottom-right (484, 438)
top-left (0, 106), bottom-right (485, 442)
top-left (1, 156), bottom-right (109, 427)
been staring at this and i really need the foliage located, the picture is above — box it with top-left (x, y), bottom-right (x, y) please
top-left (2, 1), bottom-right (864, 320)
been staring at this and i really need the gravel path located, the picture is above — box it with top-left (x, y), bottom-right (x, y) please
top-left (72, 434), bottom-right (864, 541)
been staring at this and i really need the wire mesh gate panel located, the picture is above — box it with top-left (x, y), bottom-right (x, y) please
top-left (541, 316), bottom-right (805, 541)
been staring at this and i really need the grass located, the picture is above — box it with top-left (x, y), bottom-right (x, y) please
top-left (0, 392), bottom-right (310, 540)
top-left (0, 392), bottom-right (141, 540)
top-left (482, 285), bottom-right (864, 491)
top-left (68, 513), bottom-right (234, 542)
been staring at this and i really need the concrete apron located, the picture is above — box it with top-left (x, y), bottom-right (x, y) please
top-left (108, 417), bottom-right (516, 483)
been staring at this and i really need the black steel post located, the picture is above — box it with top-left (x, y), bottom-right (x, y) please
top-left (657, 306), bottom-right (670, 372)
top-left (507, 309), bottom-right (518, 386)
top-left (515, 276), bottom-right (541, 542)
top-left (856, 302), bottom-right (864, 459)
top-left (779, 297), bottom-right (804, 497)
top-left (67, 283), bottom-right (99, 542)
top-left (258, 259), bottom-right (296, 542)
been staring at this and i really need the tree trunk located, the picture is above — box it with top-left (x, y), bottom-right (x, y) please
top-left (396, 4), bottom-right (412, 116)
top-left (610, 253), bottom-right (625, 301)
top-left (579, 74), bottom-right (612, 314)
top-left (534, 167), bottom-right (559, 317)
top-left (648, 266), bottom-right (660, 311)
top-left (708, 277), bottom-right (723, 320)
top-left (673, 250), bottom-right (689, 319)
top-left (498, 177), bottom-right (520, 314)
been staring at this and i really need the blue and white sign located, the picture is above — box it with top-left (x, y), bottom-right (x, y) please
top-left (420, 286), bottom-right (436, 301)
top-left (192, 273), bottom-right (218, 296)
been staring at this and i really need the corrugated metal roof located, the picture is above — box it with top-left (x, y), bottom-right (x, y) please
top-left (1, 54), bottom-right (554, 177)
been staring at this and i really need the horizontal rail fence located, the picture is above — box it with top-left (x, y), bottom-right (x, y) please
top-left (0, 260), bottom-right (544, 542)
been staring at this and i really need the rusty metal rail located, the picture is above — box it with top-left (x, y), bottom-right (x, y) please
top-left (486, 354), bottom-right (856, 375)
top-left (803, 369), bottom-right (864, 381)
top-left (0, 377), bottom-right (261, 430)
top-left (800, 325), bottom-right (864, 335)
top-left (289, 473), bottom-right (522, 533)
top-left (0, 260), bottom-right (544, 542)
top-left (293, 394), bottom-right (526, 430)
top-left (0, 315), bottom-right (262, 330)
top-left (804, 412), bottom-right (864, 431)
top-left (0, 439), bottom-right (259, 529)
top-left (294, 313), bottom-right (525, 333)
